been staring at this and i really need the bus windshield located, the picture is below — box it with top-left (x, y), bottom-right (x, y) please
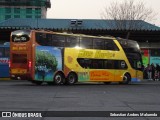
top-left (117, 38), bottom-right (143, 70)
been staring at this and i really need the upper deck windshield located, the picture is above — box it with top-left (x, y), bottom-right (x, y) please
top-left (117, 38), bottom-right (143, 70)
top-left (11, 30), bottom-right (31, 42)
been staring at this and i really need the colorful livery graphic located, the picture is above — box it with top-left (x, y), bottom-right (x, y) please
top-left (10, 30), bottom-right (143, 85)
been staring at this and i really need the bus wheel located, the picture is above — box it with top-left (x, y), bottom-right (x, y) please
top-left (67, 72), bottom-right (77, 85)
top-left (121, 74), bottom-right (131, 84)
top-left (54, 72), bottom-right (64, 85)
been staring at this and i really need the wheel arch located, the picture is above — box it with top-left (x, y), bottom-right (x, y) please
top-left (124, 72), bottom-right (131, 80)
top-left (54, 70), bottom-right (65, 78)
top-left (53, 70), bottom-right (66, 84)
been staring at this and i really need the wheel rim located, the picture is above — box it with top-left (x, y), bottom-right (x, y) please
top-left (55, 74), bottom-right (62, 84)
top-left (69, 75), bottom-right (75, 84)
top-left (123, 76), bottom-right (128, 83)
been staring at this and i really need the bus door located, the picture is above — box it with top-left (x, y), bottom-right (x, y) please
top-left (135, 60), bottom-right (143, 81)
top-left (114, 60), bottom-right (128, 82)
top-left (129, 58), bottom-right (143, 82)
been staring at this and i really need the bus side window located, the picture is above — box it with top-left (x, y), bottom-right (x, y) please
top-left (51, 35), bottom-right (65, 47)
top-left (93, 39), bottom-right (104, 50)
top-left (104, 60), bottom-right (114, 69)
top-left (36, 33), bottom-right (49, 46)
top-left (80, 37), bottom-right (93, 49)
top-left (66, 36), bottom-right (79, 47)
top-left (104, 40), bottom-right (119, 51)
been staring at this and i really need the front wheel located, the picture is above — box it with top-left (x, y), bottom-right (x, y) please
top-left (54, 73), bottom-right (64, 85)
top-left (120, 74), bottom-right (131, 84)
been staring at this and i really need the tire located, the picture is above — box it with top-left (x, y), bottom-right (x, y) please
top-left (66, 72), bottom-right (77, 85)
top-left (120, 74), bottom-right (131, 84)
top-left (54, 73), bottom-right (64, 85)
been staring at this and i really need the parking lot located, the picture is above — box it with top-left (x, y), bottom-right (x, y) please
top-left (0, 80), bottom-right (160, 120)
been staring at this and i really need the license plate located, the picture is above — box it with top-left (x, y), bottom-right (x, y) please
top-left (11, 69), bottom-right (27, 74)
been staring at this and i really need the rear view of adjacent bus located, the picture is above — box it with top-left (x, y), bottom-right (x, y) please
top-left (0, 43), bottom-right (10, 79)
top-left (10, 30), bottom-right (32, 80)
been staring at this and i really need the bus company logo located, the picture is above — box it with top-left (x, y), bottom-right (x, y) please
top-left (0, 58), bottom-right (9, 64)
top-left (2, 112), bottom-right (11, 117)
top-left (1, 112), bottom-right (42, 118)
top-left (14, 36), bottom-right (27, 42)
top-left (121, 61), bottom-right (126, 68)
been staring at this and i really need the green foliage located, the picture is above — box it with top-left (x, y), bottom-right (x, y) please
top-left (36, 50), bottom-right (58, 72)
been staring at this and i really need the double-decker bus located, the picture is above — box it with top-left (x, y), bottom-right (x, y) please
top-left (0, 42), bottom-right (10, 79)
top-left (10, 30), bottom-right (143, 85)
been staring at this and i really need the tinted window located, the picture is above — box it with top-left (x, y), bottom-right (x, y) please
top-left (12, 54), bottom-right (27, 63)
top-left (36, 33), bottom-right (66, 47)
top-left (77, 58), bottom-right (127, 69)
top-left (51, 35), bottom-right (65, 47)
top-left (80, 37), bottom-right (93, 49)
top-left (66, 36), bottom-right (79, 47)
top-left (118, 39), bottom-right (140, 52)
top-left (93, 38), bottom-right (119, 51)
top-left (104, 40), bottom-right (119, 50)
top-left (93, 38), bottom-right (104, 50)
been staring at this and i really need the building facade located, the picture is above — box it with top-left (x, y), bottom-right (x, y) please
top-left (0, 0), bottom-right (51, 21)
top-left (0, 18), bottom-right (160, 66)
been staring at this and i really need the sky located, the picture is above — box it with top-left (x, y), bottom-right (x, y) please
top-left (47, 0), bottom-right (160, 26)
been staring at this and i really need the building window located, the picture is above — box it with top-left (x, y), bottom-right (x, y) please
top-left (14, 15), bottom-right (20, 18)
top-left (35, 8), bottom-right (41, 14)
top-left (35, 15), bottom-right (41, 18)
top-left (5, 8), bottom-right (11, 13)
top-left (5, 15), bottom-right (11, 20)
top-left (26, 15), bottom-right (32, 18)
top-left (14, 8), bottom-right (20, 13)
top-left (26, 8), bottom-right (32, 14)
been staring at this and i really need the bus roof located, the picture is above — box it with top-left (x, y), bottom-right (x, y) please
top-left (32, 29), bottom-right (116, 40)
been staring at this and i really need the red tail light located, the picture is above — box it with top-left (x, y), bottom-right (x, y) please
top-left (29, 61), bottom-right (32, 68)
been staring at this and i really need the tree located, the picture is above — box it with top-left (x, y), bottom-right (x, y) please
top-left (101, 0), bottom-right (156, 30)
top-left (35, 50), bottom-right (58, 80)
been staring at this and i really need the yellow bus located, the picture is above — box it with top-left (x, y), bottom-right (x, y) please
top-left (10, 30), bottom-right (143, 85)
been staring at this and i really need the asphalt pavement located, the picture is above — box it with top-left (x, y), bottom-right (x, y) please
top-left (0, 79), bottom-right (160, 120)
